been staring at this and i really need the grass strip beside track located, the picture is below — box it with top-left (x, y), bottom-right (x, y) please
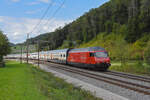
top-left (110, 62), bottom-right (150, 76)
top-left (0, 61), bottom-right (101, 100)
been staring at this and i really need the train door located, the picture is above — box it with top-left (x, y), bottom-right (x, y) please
top-left (89, 52), bottom-right (95, 64)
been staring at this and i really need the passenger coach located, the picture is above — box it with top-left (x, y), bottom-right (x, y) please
top-left (47, 49), bottom-right (70, 64)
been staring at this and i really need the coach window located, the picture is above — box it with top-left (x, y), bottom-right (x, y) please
top-left (63, 54), bottom-right (65, 57)
top-left (90, 53), bottom-right (94, 57)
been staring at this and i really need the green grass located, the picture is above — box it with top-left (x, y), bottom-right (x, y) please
top-left (0, 61), bottom-right (102, 100)
top-left (0, 61), bottom-right (47, 100)
top-left (110, 61), bottom-right (150, 76)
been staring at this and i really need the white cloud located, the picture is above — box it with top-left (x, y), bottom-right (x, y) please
top-left (0, 16), bottom-right (72, 44)
top-left (39, 0), bottom-right (50, 3)
top-left (27, 0), bottom-right (51, 5)
top-left (25, 8), bottom-right (44, 14)
top-left (11, 0), bottom-right (20, 2)
top-left (11, 0), bottom-right (51, 3)
top-left (27, 2), bottom-right (40, 5)
top-left (0, 17), bottom-right (4, 22)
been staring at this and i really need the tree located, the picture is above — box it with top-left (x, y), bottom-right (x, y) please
top-left (139, 0), bottom-right (150, 34)
top-left (144, 41), bottom-right (150, 65)
top-left (105, 21), bottom-right (113, 33)
top-left (0, 31), bottom-right (10, 62)
top-left (112, 23), bottom-right (121, 34)
top-left (112, 38), bottom-right (128, 66)
top-left (125, 17), bottom-right (141, 43)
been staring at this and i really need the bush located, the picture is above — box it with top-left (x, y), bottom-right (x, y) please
top-left (144, 41), bottom-right (150, 65)
top-left (0, 55), bottom-right (5, 68)
top-left (0, 61), bottom-right (5, 68)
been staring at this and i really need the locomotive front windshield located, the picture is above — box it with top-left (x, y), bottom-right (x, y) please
top-left (95, 52), bottom-right (108, 58)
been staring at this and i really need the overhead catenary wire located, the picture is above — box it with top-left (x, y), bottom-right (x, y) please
top-left (29, 0), bottom-right (53, 34)
top-left (4, 0), bottom-right (66, 36)
top-left (47, 0), bottom-right (66, 31)
top-left (25, 0), bottom-right (66, 58)
top-left (37, 0), bottom-right (66, 34)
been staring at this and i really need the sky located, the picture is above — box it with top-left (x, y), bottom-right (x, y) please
top-left (0, 0), bottom-right (109, 44)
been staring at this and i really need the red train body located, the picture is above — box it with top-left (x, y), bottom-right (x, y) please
top-left (67, 47), bottom-right (111, 71)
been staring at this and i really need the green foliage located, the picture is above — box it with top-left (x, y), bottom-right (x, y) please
top-left (58, 40), bottom-right (73, 49)
top-left (0, 31), bottom-right (10, 61)
top-left (112, 39), bottom-right (128, 65)
top-left (110, 60), bottom-right (150, 76)
top-left (125, 17), bottom-right (141, 43)
top-left (144, 41), bottom-right (150, 65)
top-left (105, 21), bottom-right (113, 33)
top-left (79, 33), bottom-right (128, 61)
top-left (79, 32), bottom-right (150, 62)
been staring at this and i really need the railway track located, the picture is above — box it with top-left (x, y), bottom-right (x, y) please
top-left (104, 71), bottom-right (150, 83)
top-left (42, 62), bottom-right (150, 96)
top-left (6, 59), bottom-right (150, 96)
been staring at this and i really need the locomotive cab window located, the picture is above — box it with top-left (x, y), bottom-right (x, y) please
top-left (89, 53), bottom-right (94, 57)
top-left (95, 52), bottom-right (108, 58)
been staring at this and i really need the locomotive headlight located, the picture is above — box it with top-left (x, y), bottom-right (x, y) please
top-left (97, 62), bottom-right (101, 64)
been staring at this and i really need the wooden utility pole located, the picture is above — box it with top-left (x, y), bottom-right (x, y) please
top-left (26, 33), bottom-right (29, 64)
top-left (20, 45), bottom-right (23, 64)
top-left (37, 40), bottom-right (49, 67)
top-left (38, 41), bottom-right (40, 67)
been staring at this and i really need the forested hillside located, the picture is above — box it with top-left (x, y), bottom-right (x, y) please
top-left (21, 0), bottom-right (150, 61)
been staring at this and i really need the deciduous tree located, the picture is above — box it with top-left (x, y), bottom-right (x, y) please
top-left (0, 31), bottom-right (10, 62)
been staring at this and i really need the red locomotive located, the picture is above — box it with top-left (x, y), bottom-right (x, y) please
top-left (67, 47), bottom-right (111, 71)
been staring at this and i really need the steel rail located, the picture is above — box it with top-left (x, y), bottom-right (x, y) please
top-left (104, 71), bottom-right (150, 83)
top-left (44, 62), bottom-right (150, 95)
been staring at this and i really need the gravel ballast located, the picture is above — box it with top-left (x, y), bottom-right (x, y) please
top-left (24, 60), bottom-right (150, 100)
top-left (39, 64), bottom-right (129, 100)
